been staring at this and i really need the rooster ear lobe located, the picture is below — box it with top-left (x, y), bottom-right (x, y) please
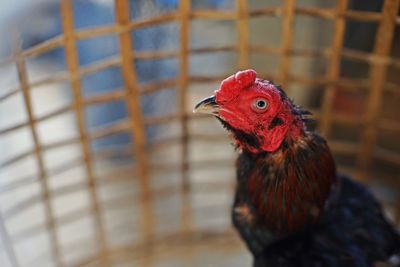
top-left (261, 124), bottom-right (288, 152)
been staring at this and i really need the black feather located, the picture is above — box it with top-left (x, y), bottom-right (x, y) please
top-left (217, 117), bottom-right (260, 150)
top-left (232, 134), bottom-right (400, 267)
top-left (268, 117), bottom-right (284, 130)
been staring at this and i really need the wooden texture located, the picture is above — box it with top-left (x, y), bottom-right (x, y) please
top-left (60, 1), bottom-right (110, 266)
top-left (357, 0), bottom-right (400, 180)
top-left (279, 0), bottom-right (296, 89)
top-left (319, 0), bottom-right (348, 137)
top-left (0, 0), bottom-right (399, 266)
top-left (14, 38), bottom-right (56, 267)
top-left (236, 0), bottom-right (249, 69)
top-left (115, 0), bottom-right (154, 242)
top-left (178, 0), bottom-right (193, 233)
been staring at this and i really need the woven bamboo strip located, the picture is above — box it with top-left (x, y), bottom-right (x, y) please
top-left (295, 7), bottom-right (334, 18)
top-left (0, 157), bottom-right (84, 195)
top-left (178, 0), bottom-right (193, 234)
top-left (0, 175), bottom-right (37, 195)
top-left (75, 25), bottom-right (117, 40)
top-left (23, 35), bottom-right (65, 58)
top-left (250, 45), bottom-right (332, 57)
top-left (279, 0), bottom-right (295, 90)
top-left (332, 112), bottom-right (365, 126)
top-left (328, 140), bottom-right (359, 155)
top-left (43, 137), bottom-right (80, 151)
top-left (335, 77), bottom-right (369, 91)
top-left (0, 88), bottom-right (19, 103)
top-left (358, 0), bottom-right (399, 180)
top-left (3, 137), bottom-right (363, 224)
top-left (0, 56), bottom-right (14, 68)
top-left (0, 149), bottom-right (36, 169)
top-left (3, 192), bottom-right (48, 219)
top-left (134, 50), bottom-right (178, 60)
top-left (375, 146), bottom-right (400, 166)
top-left (236, 0), bottom-right (249, 69)
top-left (238, 8), bottom-right (382, 22)
top-left (144, 114), bottom-right (178, 125)
top-left (141, 79), bottom-right (177, 94)
top-left (11, 207), bottom-right (91, 244)
top-left (6, 165), bottom-right (236, 245)
top-left (0, 73), bottom-right (373, 143)
top-left (129, 12), bottom-right (178, 29)
top-left (75, 230), bottom-right (239, 267)
top-left (191, 45), bottom-right (237, 53)
top-left (79, 56), bottom-right (121, 76)
top-left (0, 212), bottom-right (19, 267)
top-left (0, 7), bottom-right (391, 66)
top-left (115, 0), bottom-right (154, 242)
top-left (92, 146), bottom-right (133, 161)
top-left (342, 48), bottom-right (400, 69)
top-left (190, 74), bottom-right (236, 82)
top-left (1, 91), bottom-right (125, 138)
top-left (75, 229), bottom-right (239, 266)
top-left (190, 10), bottom-right (236, 20)
top-left (60, 1), bottom-right (110, 266)
top-left (380, 118), bottom-right (400, 133)
top-left (248, 44), bottom-right (281, 54)
top-left (0, 121), bottom-right (27, 136)
top-left (288, 74), bottom-right (327, 86)
top-left (385, 82), bottom-right (400, 96)
top-left (249, 7), bottom-right (281, 17)
top-left (14, 38), bottom-right (62, 267)
top-left (344, 10), bottom-right (382, 22)
top-left (84, 90), bottom-right (126, 105)
top-left (28, 71), bottom-right (70, 88)
top-left (0, 116), bottom-right (176, 172)
top-left (319, 0), bottom-right (348, 137)
top-left (3, 47), bottom-right (399, 102)
top-left (3, 169), bottom-right (227, 223)
top-left (291, 47), bottom-right (331, 57)
top-left (4, 118), bottom-right (390, 202)
top-left (89, 119), bottom-right (130, 140)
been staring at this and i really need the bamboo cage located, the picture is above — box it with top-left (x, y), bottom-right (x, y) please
top-left (0, 0), bottom-right (399, 266)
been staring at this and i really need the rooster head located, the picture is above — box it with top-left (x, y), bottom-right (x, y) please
top-left (194, 69), bottom-right (307, 153)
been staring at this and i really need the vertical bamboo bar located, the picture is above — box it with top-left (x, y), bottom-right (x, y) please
top-left (179, 0), bottom-right (190, 191)
top-left (279, 0), bottom-right (296, 90)
top-left (358, 0), bottom-right (399, 180)
top-left (60, 2), bottom-right (109, 265)
top-left (14, 38), bottom-right (62, 267)
top-left (178, 0), bottom-right (193, 232)
top-left (319, 0), bottom-right (348, 137)
top-left (0, 213), bottom-right (19, 267)
top-left (236, 0), bottom-right (249, 69)
top-left (115, 0), bottom-right (154, 240)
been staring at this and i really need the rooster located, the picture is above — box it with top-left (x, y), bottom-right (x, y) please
top-left (194, 69), bottom-right (400, 267)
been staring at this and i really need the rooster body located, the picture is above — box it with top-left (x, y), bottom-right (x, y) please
top-left (194, 69), bottom-right (400, 267)
top-left (233, 140), bottom-right (399, 267)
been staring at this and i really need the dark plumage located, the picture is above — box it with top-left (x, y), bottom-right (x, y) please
top-left (194, 69), bottom-right (400, 267)
top-left (233, 146), bottom-right (400, 267)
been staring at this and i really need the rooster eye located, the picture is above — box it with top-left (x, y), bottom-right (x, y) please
top-left (252, 98), bottom-right (268, 112)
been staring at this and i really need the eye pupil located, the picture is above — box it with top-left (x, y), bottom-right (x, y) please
top-left (252, 98), bottom-right (268, 111)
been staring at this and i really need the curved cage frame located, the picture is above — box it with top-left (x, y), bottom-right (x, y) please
top-left (0, 0), bottom-right (399, 266)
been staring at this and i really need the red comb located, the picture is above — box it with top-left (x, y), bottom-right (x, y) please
top-left (216, 69), bottom-right (257, 103)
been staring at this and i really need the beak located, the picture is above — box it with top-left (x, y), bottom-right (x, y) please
top-left (193, 95), bottom-right (219, 116)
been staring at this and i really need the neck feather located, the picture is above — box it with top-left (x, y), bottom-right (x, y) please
top-left (237, 132), bottom-right (337, 233)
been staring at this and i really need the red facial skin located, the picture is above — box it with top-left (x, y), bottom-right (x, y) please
top-left (214, 69), bottom-right (304, 153)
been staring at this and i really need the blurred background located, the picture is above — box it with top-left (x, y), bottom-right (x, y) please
top-left (0, 0), bottom-right (399, 266)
